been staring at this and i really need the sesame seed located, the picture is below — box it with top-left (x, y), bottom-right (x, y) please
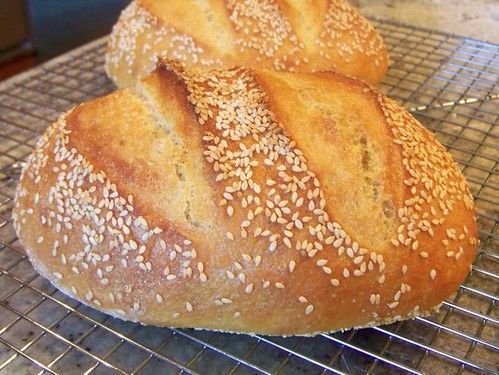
top-left (394, 291), bottom-right (401, 301)
top-left (333, 238), bottom-right (343, 248)
top-left (85, 291), bottom-right (93, 301)
top-left (269, 241), bottom-right (278, 252)
top-left (254, 255), bottom-right (262, 266)
top-left (330, 278), bottom-right (340, 286)
top-left (305, 304), bottom-right (314, 315)
top-left (245, 283), bottom-right (254, 293)
top-left (430, 269), bottom-right (437, 280)
top-left (316, 259), bottom-right (328, 267)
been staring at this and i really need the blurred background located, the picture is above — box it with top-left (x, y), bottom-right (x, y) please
top-left (0, 0), bottom-right (497, 81)
top-left (0, 0), bottom-right (130, 80)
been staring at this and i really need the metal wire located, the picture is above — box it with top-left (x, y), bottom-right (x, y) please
top-left (0, 18), bottom-right (497, 375)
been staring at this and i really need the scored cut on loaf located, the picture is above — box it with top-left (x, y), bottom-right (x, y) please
top-left (105, 0), bottom-right (389, 88)
top-left (13, 61), bottom-right (477, 336)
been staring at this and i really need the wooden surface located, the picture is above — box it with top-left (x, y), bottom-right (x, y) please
top-left (0, 54), bottom-right (36, 81)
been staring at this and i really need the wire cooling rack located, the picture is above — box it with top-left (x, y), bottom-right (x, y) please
top-left (0, 18), bottom-right (497, 375)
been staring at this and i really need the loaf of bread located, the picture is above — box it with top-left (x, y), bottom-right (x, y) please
top-left (105, 0), bottom-right (388, 88)
top-left (13, 62), bottom-right (477, 335)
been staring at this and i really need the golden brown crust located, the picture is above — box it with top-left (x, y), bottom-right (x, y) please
top-left (105, 0), bottom-right (389, 88)
top-left (13, 62), bottom-right (477, 335)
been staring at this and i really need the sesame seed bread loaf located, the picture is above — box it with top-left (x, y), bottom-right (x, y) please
top-left (13, 62), bottom-right (477, 336)
top-left (105, 0), bottom-right (388, 88)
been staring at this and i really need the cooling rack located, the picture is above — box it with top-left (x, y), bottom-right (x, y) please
top-left (0, 18), bottom-right (497, 375)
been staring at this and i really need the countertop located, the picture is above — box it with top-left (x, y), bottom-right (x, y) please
top-left (353, 0), bottom-right (499, 44)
